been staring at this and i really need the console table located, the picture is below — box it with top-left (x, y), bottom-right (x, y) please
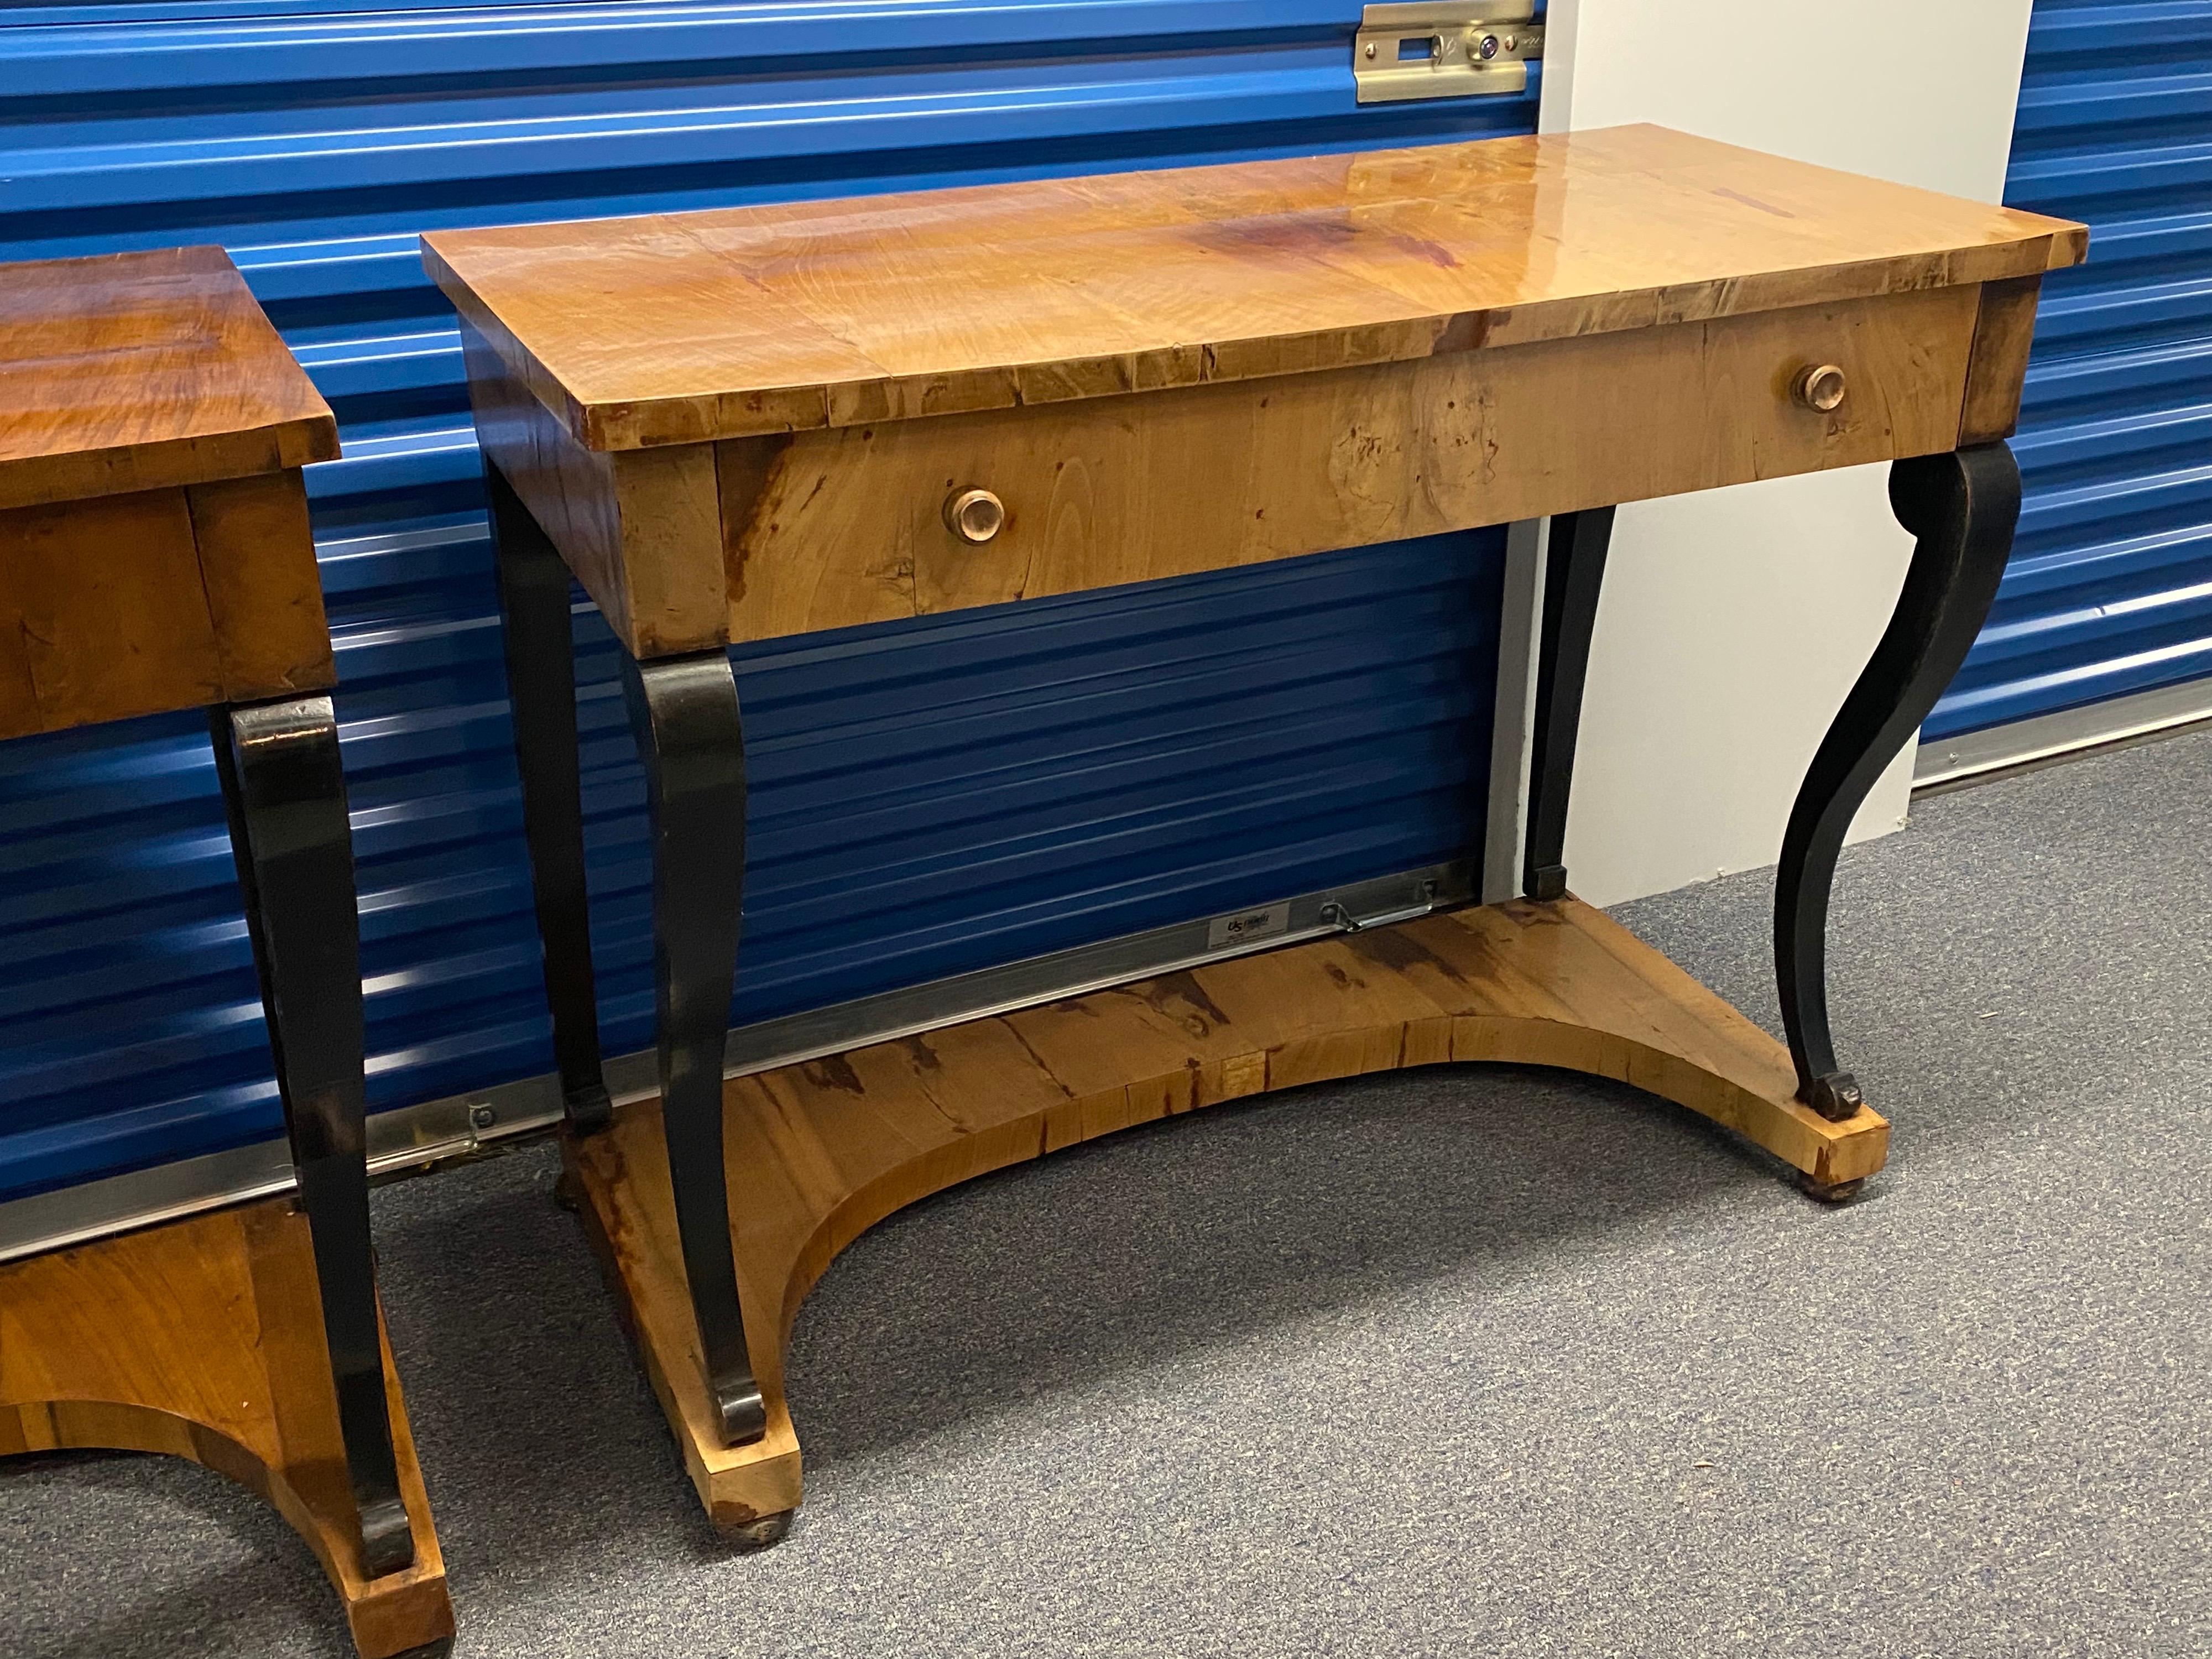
top-left (0, 247), bottom-right (452, 1657)
top-left (424, 124), bottom-right (2086, 1539)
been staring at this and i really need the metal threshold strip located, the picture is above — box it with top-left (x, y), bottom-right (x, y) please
top-left (1913, 677), bottom-right (2212, 793)
top-left (0, 860), bottom-right (1472, 1264)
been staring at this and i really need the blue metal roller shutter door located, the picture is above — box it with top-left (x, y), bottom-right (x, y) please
top-left (1928, 0), bottom-right (2212, 739)
top-left (0, 2), bottom-right (1536, 1200)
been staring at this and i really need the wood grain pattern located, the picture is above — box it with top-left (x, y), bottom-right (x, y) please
top-left (727, 286), bottom-right (1979, 640)
top-left (425, 124), bottom-right (2085, 454)
top-left (0, 1199), bottom-right (452, 1659)
top-left (0, 486), bottom-right (225, 734)
top-left (569, 896), bottom-right (1889, 1527)
top-left (187, 469), bottom-right (337, 700)
top-left (1958, 274), bottom-right (2046, 446)
top-left (717, 431), bottom-right (906, 643)
top-left (462, 320), bottom-right (728, 655)
top-left (0, 470), bottom-right (336, 739)
top-left (0, 246), bottom-right (338, 513)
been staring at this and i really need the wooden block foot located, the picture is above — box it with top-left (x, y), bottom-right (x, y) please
top-left (0, 1199), bottom-right (453, 1659)
top-left (568, 895), bottom-right (1891, 1526)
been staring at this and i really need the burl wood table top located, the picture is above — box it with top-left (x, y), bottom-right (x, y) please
top-left (0, 245), bottom-right (338, 513)
top-left (424, 123), bottom-right (2085, 455)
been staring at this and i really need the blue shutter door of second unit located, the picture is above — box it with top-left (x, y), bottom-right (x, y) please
top-left (0, 2), bottom-right (1540, 1200)
top-left (1928, 0), bottom-right (2212, 740)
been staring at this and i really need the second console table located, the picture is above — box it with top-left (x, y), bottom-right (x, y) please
top-left (0, 246), bottom-right (451, 1656)
top-left (423, 124), bottom-right (2086, 1537)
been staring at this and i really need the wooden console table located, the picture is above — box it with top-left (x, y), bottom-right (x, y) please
top-left (425, 125), bottom-right (2086, 1538)
top-left (0, 248), bottom-right (452, 1657)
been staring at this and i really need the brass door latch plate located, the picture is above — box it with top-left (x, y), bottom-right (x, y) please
top-left (1355, 2), bottom-right (1543, 103)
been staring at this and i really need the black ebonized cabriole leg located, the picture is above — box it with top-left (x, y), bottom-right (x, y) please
top-left (210, 697), bottom-right (414, 1580)
top-left (1776, 443), bottom-right (2022, 1120)
top-left (487, 461), bottom-right (613, 1135)
top-left (1522, 507), bottom-right (1616, 901)
top-left (619, 649), bottom-right (766, 1448)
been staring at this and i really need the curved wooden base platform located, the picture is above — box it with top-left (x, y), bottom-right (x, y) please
top-left (0, 1198), bottom-right (453, 1659)
top-left (568, 895), bottom-right (1890, 1530)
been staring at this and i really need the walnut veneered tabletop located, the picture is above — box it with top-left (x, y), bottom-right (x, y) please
top-left (426, 123), bottom-right (2084, 660)
top-left (0, 245), bottom-right (337, 509)
top-left (0, 246), bottom-right (341, 739)
top-left (424, 123), bottom-right (2081, 447)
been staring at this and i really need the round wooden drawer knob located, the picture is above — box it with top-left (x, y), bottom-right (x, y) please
top-left (1793, 363), bottom-right (1848, 413)
top-left (944, 487), bottom-right (1006, 544)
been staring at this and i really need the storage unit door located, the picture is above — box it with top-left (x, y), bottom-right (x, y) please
top-left (0, 2), bottom-right (1538, 1202)
top-left (1926, 0), bottom-right (2212, 745)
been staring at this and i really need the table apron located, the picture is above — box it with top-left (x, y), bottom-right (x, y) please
top-left (0, 469), bottom-right (335, 739)
top-left (471, 284), bottom-right (1997, 660)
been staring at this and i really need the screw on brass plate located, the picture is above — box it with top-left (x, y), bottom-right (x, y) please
top-left (1792, 363), bottom-right (1848, 413)
top-left (945, 487), bottom-right (1006, 544)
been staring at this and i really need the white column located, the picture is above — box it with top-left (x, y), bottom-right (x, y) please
top-left (1533, 0), bottom-right (2035, 905)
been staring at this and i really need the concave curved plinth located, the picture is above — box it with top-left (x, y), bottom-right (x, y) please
top-left (568, 896), bottom-right (1889, 1528)
top-left (0, 1198), bottom-right (453, 1659)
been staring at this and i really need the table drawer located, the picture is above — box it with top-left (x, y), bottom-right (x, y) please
top-left (721, 284), bottom-right (1983, 644)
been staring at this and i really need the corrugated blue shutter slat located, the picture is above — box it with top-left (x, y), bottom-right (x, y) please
top-left (1929, 0), bottom-right (2212, 738)
top-left (0, 1), bottom-right (1538, 1199)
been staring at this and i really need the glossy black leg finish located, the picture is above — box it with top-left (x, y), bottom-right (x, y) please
top-left (1776, 443), bottom-right (2022, 1119)
top-left (210, 696), bottom-right (414, 1580)
top-left (620, 649), bottom-right (766, 1448)
top-left (1522, 507), bottom-right (1616, 901)
top-left (487, 461), bottom-right (612, 1135)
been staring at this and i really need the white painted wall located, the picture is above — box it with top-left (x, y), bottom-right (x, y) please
top-left (1535, 0), bottom-right (2035, 905)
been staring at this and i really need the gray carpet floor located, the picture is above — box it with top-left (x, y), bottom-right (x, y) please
top-left (5, 731), bottom-right (2209, 1658)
